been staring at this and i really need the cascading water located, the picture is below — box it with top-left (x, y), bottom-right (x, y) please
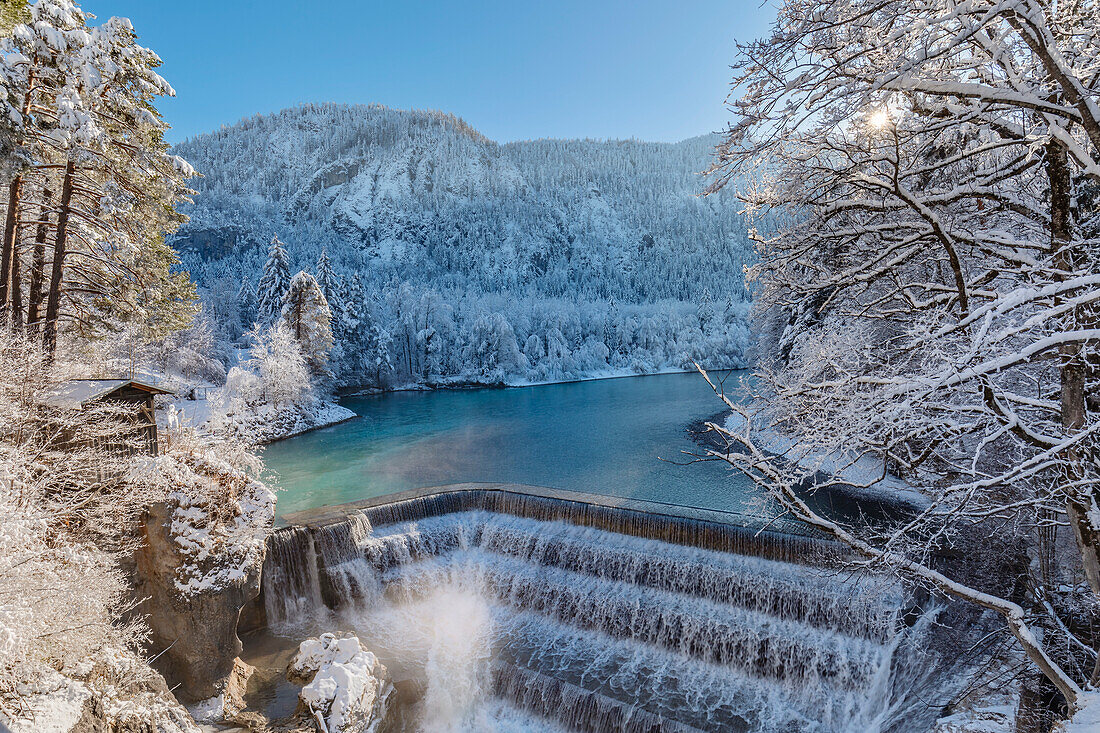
top-left (255, 488), bottom-right (978, 732)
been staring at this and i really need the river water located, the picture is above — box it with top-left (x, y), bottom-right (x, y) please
top-left (263, 371), bottom-right (761, 518)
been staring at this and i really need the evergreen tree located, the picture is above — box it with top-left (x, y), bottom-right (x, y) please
top-left (237, 277), bottom-right (257, 331)
top-left (315, 247), bottom-right (345, 333)
top-left (315, 248), bottom-right (340, 303)
top-left (280, 270), bottom-right (333, 373)
top-left (371, 326), bottom-right (394, 386)
top-left (697, 288), bottom-right (714, 332)
top-left (256, 235), bottom-right (291, 323)
top-left (723, 295), bottom-right (737, 324)
top-left (0, 0), bottom-right (195, 352)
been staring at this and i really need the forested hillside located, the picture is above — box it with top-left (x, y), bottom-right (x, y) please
top-left (171, 104), bottom-right (753, 386)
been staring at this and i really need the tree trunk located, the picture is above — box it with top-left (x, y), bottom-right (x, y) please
top-left (1046, 141), bottom-right (1100, 597)
top-left (10, 208), bottom-right (22, 330)
top-left (0, 175), bottom-right (23, 325)
top-left (43, 162), bottom-right (74, 358)
top-left (2, 63), bottom-right (38, 328)
top-left (26, 187), bottom-right (52, 334)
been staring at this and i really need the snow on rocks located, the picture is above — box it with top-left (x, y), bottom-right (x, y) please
top-left (1, 648), bottom-right (200, 733)
top-left (932, 704), bottom-right (1015, 733)
top-left (723, 410), bottom-right (930, 509)
top-left (145, 447), bottom-right (275, 595)
top-left (286, 633), bottom-right (393, 733)
top-left (134, 443), bottom-right (273, 702)
top-left (1057, 690), bottom-right (1100, 732)
top-left (1, 671), bottom-right (91, 733)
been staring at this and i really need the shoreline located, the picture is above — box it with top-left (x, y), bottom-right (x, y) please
top-left (682, 408), bottom-right (923, 527)
top-left (338, 366), bottom-right (745, 399)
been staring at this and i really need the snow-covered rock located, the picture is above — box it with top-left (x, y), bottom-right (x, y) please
top-left (1057, 691), bottom-right (1100, 732)
top-left (135, 447), bottom-right (275, 702)
top-left (1, 649), bottom-right (200, 733)
top-left (933, 704), bottom-right (1015, 732)
top-left (286, 634), bottom-right (393, 733)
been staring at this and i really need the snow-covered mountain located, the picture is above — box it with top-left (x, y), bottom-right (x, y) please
top-left (172, 103), bottom-right (754, 386)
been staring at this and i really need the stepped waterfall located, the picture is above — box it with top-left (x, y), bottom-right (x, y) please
top-left (253, 485), bottom-right (985, 732)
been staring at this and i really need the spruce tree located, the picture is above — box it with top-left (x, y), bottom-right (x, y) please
top-left (237, 277), bottom-right (257, 331)
top-left (256, 235), bottom-right (291, 323)
top-left (315, 247), bottom-right (344, 333)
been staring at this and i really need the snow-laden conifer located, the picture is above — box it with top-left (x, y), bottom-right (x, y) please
top-left (255, 235), bottom-right (290, 323)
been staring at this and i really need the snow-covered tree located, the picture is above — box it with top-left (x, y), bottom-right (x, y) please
top-left (255, 235), bottom-right (291, 323)
top-left (370, 326), bottom-right (394, 386)
top-left (226, 323), bottom-right (311, 408)
top-left (697, 288), bottom-right (714, 332)
top-left (0, 0), bottom-right (196, 352)
top-left (315, 248), bottom-right (342, 315)
top-left (465, 312), bottom-right (526, 379)
top-left (237, 277), bottom-right (256, 332)
top-left (706, 0), bottom-right (1100, 718)
top-left (281, 270), bottom-right (333, 374)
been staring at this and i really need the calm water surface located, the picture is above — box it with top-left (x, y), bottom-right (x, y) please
top-left (264, 371), bottom-right (761, 517)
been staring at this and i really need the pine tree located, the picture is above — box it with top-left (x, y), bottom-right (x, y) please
top-left (256, 235), bottom-right (290, 323)
top-left (697, 288), bottom-right (714, 332)
top-left (0, 1), bottom-right (196, 352)
top-left (280, 270), bottom-right (333, 373)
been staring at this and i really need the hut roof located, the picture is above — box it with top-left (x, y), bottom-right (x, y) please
top-left (45, 379), bottom-right (174, 409)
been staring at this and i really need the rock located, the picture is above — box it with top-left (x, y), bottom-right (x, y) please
top-left (188, 658), bottom-right (255, 725)
top-left (134, 501), bottom-right (264, 703)
top-left (1, 650), bottom-right (200, 733)
top-left (283, 634), bottom-right (393, 733)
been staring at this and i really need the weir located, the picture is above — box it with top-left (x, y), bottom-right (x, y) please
top-left (252, 483), bottom-right (979, 732)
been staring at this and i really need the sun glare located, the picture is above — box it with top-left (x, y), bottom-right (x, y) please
top-left (868, 108), bottom-right (891, 129)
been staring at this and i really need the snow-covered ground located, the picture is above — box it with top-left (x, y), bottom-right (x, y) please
top-left (157, 377), bottom-right (355, 445)
top-left (1059, 691), bottom-right (1100, 732)
top-left (723, 411), bottom-right (930, 508)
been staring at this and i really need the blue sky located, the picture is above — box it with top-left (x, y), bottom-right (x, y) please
top-left (87, 1), bottom-right (776, 145)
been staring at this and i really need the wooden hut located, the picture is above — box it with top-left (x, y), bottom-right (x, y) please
top-left (46, 379), bottom-right (173, 455)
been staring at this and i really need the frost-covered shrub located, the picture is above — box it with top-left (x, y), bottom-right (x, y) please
top-left (0, 337), bottom-right (159, 704)
top-left (152, 310), bottom-right (231, 385)
top-left (211, 322), bottom-right (341, 443)
top-left (0, 492), bottom-right (131, 698)
top-left (237, 323), bottom-right (311, 407)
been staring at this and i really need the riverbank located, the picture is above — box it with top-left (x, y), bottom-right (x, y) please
top-left (683, 407), bottom-right (925, 527)
top-left (339, 366), bottom-right (730, 397)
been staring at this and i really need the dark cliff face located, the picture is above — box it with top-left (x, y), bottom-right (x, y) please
top-left (172, 226), bottom-right (251, 260)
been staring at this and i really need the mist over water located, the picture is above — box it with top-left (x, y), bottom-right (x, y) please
top-left (263, 372), bottom-right (757, 518)
top-left (259, 507), bottom-right (969, 732)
